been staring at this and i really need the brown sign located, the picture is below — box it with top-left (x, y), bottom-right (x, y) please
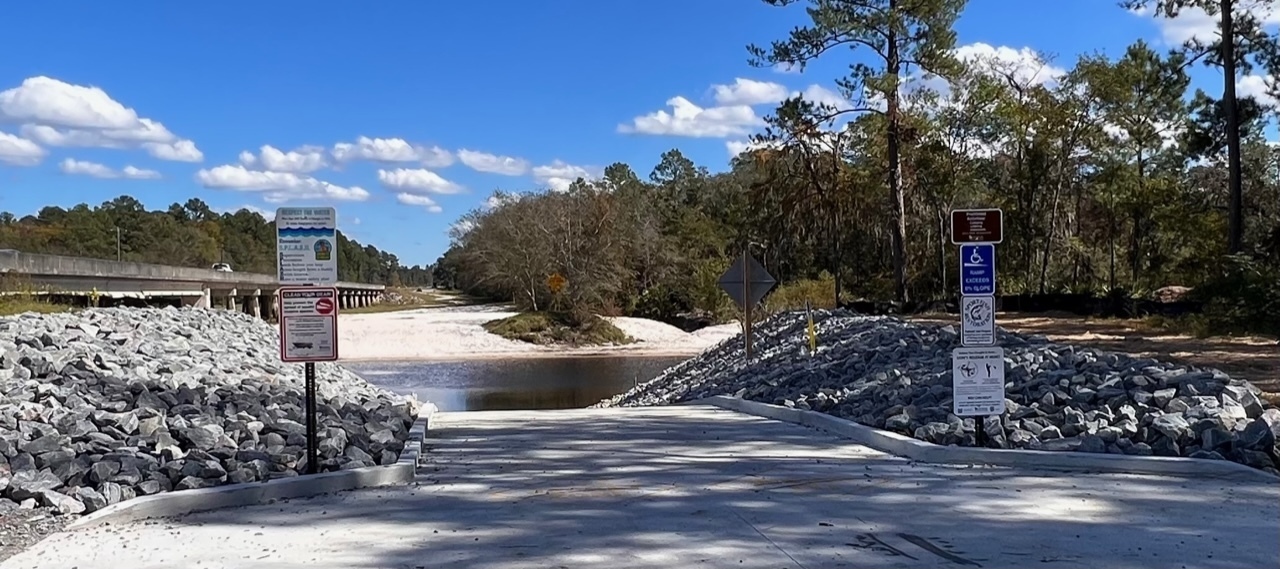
top-left (950, 209), bottom-right (1003, 244)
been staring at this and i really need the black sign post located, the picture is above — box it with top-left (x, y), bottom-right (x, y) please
top-left (304, 362), bottom-right (318, 474)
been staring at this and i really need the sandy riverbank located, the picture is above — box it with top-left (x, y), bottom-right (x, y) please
top-left (337, 304), bottom-right (740, 361)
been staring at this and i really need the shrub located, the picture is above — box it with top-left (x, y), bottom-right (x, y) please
top-left (760, 272), bottom-right (836, 316)
top-left (483, 311), bottom-right (635, 346)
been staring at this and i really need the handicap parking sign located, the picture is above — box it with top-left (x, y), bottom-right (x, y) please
top-left (960, 244), bottom-right (996, 295)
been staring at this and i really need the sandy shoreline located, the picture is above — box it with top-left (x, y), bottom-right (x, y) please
top-left (337, 305), bottom-right (740, 362)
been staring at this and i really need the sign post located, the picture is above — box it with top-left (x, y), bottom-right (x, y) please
top-left (950, 208), bottom-right (1003, 447)
top-left (717, 250), bottom-right (776, 360)
top-left (276, 207), bottom-right (339, 475)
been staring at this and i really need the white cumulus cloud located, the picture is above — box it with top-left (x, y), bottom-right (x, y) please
top-left (239, 144), bottom-right (327, 173)
top-left (395, 192), bottom-right (443, 214)
top-left (1132, 1), bottom-right (1278, 47)
top-left (457, 149), bottom-right (530, 176)
top-left (331, 136), bottom-right (453, 167)
top-left (377, 168), bottom-right (464, 195)
top-left (532, 160), bottom-right (598, 192)
top-left (59, 158), bottom-right (161, 179)
top-left (194, 164), bottom-right (370, 203)
top-left (712, 78), bottom-right (791, 106)
top-left (0, 76), bottom-right (202, 162)
top-left (0, 130), bottom-right (46, 166)
top-left (1238, 74), bottom-right (1278, 108)
top-left (618, 96), bottom-right (761, 138)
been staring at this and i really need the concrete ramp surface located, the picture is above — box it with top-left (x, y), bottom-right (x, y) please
top-left (4, 406), bottom-right (1278, 569)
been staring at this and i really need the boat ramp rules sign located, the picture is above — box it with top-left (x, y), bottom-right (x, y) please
top-left (952, 347), bottom-right (1006, 417)
top-left (279, 287), bottom-right (339, 362)
top-left (960, 295), bottom-right (995, 346)
top-left (276, 207), bottom-right (338, 286)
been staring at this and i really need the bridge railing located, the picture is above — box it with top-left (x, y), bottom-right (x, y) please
top-left (0, 249), bottom-right (384, 292)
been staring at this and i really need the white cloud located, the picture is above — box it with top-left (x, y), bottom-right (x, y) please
top-left (239, 144), bottom-right (327, 173)
top-left (0, 76), bottom-right (140, 130)
top-left (331, 136), bottom-right (453, 167)
top-left (0, 130), bottom-right (45, 166)
top-left (377, 168), bottom-right (464, 194)
top-left (619, 96), bottom-right (761, 138)
top-left (395, 192), bottom-right (443, 214)
top-left (457, 149), bottom-right (530, 176)
top-left (954, 43), bottom-right (1067, 88)
top-left (59, 158), bottom-right (161, 179)
top-left (195, 164), bottom-right (370, 203)
top-left (1239, 74), bottom-right (1277, 108)
top-left (532, 160), bottom-right (598, 192)
top-left (0, 77), bottom-right (202, 162)
top-left (143, 139), bottom-right (203, 162)
top-left (794, 84), bottom-right (854, 111)
top-left (712, 78), bottom-right (790, 106)
top-left (1132, 1), bottom-right (1278, 47)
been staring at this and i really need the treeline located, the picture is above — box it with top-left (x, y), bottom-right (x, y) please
top-left (439, 0), bottom-right (1280, 331)
top-left (0, 196), bottom-right (432, 287)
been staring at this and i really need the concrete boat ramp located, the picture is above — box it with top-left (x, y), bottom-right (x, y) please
top-left (4, 405), bottom-right (1278, 569)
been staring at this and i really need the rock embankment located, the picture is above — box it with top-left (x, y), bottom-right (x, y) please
top-left (0, 308), bottom-right (417, 517)
top-left (597, 310), bottom-right (1280, 475)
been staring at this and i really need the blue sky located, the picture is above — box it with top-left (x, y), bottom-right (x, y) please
top-left (0, 1), bottom-right (1275, 267)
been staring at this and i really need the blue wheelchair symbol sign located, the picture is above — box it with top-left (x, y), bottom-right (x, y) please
top-left (960, 244), bottom-right (996, 295)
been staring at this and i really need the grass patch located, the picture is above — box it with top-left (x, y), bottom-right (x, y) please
top-left (483, 311), bottom-right (635, 346)
top-left (0, 296), bottom-right (75, 316)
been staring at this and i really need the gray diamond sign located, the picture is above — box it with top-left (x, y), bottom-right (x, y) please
top-left (718, 252), bottom-right (776, 311)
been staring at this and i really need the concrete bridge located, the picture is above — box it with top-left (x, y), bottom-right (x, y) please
top-left (0, 249), bottom-right (384, 319)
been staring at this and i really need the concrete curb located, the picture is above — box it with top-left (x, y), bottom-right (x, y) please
top-left (67, 405), bottom-right (434, 530)
top-left (696, 395), bottom-right (1280, 483)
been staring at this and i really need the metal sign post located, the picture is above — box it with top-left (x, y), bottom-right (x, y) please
top-left (950, 209), bottom-right (1003, 447)
top-left (717, 250), bottom-right (776, 361)
top-left (276, 207), bottom-right (339, 475)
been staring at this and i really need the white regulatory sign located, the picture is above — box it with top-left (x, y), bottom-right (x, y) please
top-left (276, 207), bottom-right (338, 285)
top-left (952, 347), bottom-right (1006, 416)
top-left (279, 287), bottom-right (339, 362)
top-left (960, 295), bottom-right (995, 346)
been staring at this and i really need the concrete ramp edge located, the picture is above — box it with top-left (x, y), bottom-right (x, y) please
top-left (66, 404), bottom-right (435, 530)
top-left (695, 395), bottom-right (1279, 483)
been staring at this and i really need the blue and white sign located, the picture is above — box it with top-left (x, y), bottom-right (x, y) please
top-left (960, 244), bottom-right (996, 296)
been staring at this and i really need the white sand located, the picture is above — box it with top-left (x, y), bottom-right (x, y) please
top-left (338, 306), bottom-right (741, 361)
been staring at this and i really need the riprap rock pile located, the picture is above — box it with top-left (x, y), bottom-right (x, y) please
top-left (0, 307), bottom-right (417, 516)
top-left (597, 310), bottom-right (1280, 475)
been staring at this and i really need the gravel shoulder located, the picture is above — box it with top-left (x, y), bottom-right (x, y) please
top-left (599, 310), bottom-right (1280, 476)
top-left (911, 313), bottom-right (1280, 402)
top-left (337, 306), bottom-right (740, 361)
top-left (0, 307), bottom-right (418, 563)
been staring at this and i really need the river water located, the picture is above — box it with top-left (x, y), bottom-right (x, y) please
top-left (346, 356), bottom-right (689, 412)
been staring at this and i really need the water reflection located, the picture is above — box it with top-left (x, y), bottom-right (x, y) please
top-left (346, 356), bottom-right (689, 412)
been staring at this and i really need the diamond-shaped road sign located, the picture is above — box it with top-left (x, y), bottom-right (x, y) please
top-left (718, 252), bottom-right (776, 310)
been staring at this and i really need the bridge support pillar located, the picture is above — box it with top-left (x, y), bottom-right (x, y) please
top-left (227, 288), bottom-right (238, 312)
top-left (250, 289), bottom-right (262, 319)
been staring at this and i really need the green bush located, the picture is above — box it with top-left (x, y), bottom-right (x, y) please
top-left (483, 311), bottom-right (635, 346)
top-left (1187, 254), bottom-right (1280, 337)
top-left (760, 272), bottom-right (836, 316)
